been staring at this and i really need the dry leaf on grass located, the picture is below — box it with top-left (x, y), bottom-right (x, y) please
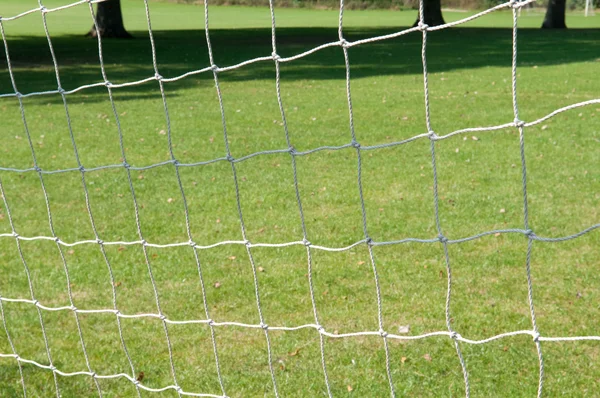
top-left (424, 353), bottom-right (432, 361)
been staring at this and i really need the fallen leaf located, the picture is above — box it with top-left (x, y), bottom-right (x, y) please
top-left (118, 246), bottom-right (126, 252)
top-left (167, 198), bottom-right (174, 203)
top-left (159, 129), bottom-right (166, 135)
top-left (288, 348), bottom-right (301, 357)
top-left (138, 174), bottom-right (144, 180)
top-left (503, 346), bottom-right (509, 352)
top-left (136, 371), bottom-right (144, 382)
top-left (401, 356), bottom-right (408, 364)
top-left (258, 266), bottom-right (265, 272)
top-left (213, 282), bottom-right (221, 288)
top-left (471, 136), bottom-right (479, 141)
top-left (398, 325), bottom-right (410, 334)
top-left (439, 270), bottom-right (444, 279)
top-left (347, 385), bottom-right (353, 392)
top-left (216, 219), bottom-right (221, 223)
top-left (541, 125), bottom-right (548, 130)
top-left (494, 232), bottom-right (501, 237)
top-left (357, 261), bottom-right (365, 265)
top-left (67, 250), bottom-right (75, 255)
top-left (500, 208), bottom-right (506, 213)
top-left (424, 353), bottom-right (432, 361)
top-left (228, 256), bottom-right (236, 260)
top-left (113, 282), bottom-right (122, 287)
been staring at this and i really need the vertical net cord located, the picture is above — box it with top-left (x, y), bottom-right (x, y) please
top-left (417, 1), bottom-right (471, 395)
top-left (141, 1), bottom-right (227, 395)
top-left (511, 5), bottom-right (544, 397)
top-left (0, 14), bottom-right (60, 398)
top-left (0, 180), bottom-right (27, 398)
top-left (40, 1), bottom-right (119, 395)
top-left (338, 1), bottom-right (396, 396)
top-left (267, 2), bottom-right (333, 396)
top-left (83, 2), bottom-right (152, 396)
top-left (203, 1), bottom-right (280, 396)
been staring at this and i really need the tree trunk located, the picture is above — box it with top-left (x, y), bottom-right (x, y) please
top-left (87, 0), bottom-right (132, 39)
top-left (541, 0), bottom-right (567, 29)
top-left (413, 0), bottom-right (446, 27)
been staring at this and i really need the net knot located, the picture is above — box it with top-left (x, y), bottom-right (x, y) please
top-left (114, 309), bottom-right (121, 316)
top-left (428, 130), bottom-right (438, 140)
top-left (524, 229), bottom-right (535, 238)
top-left (104, 81), bottom-right (113, 88)
top-left (78, 165), bottom-right (85, 173)
top-left (365, 237), bottom-right (373, 246)
top-left (316, 325), bottom-right (325, 333)
top-left (154, 73), bottom-right (163, 82)
top-left (12, 232), bottom-right (20, 239)
top-left (49, 364), bottom-right (57, 372)
top-left (211, 64), bottom-right (220, 72)
top-left (90, 372), bottom-right (97, 379)
top-left (514, 118), bottom-right (525, 128)
top-left (532, 331), bottom-right (541, 342)
top-left (159, 314), bottom-right (167, 321)
top-left (33, 300), bottom-right (40, 307)
top-left (438, 234), bottom-right (448, 243)
top-left (15, 92), bottom-right (22, 98)
top-left (351, 140), bottom-right (361, 149)
top-left (207, 318), bottom-right (215, 326)
top-left (96, 238), bottom-right (104, 245)
top-left (140, 239), bottom-right (148, 246)
top-left (54, 237), bottom-right (61, 243)
top-left (57, 87), bottom-right (65, 95)
top-left (260, 323), bottom-right (269, 330)
top-left (450, 331), bottom-right (461, 340)
top-left (175, 386), bottom-right (183, 393)
top-left (288, 146), bottom-right (296, 155)
top-left (172, 159), bottom-right (180, 166)
top-left (418, 22), bottom-right (429, 31)
top-left (40, 6), bottom-right (48, 14)
top-left (226, 155), bottom-right (235, 163)
top-left (379, 329), bottom-right (388, 338)
top-left (339, 39), bottom-right (350, 48)
top-left (188, 240), bottom-right (196, 247)
top-left (34, 166), bottom-right (42, 173)
top-left (122, 162), bottom-right (131, 169)
top-left (71, 305), bottom-right (78, 312)
top-left (509, 0), bottom-right (521, 8)
top-left (244, 240), bottom-right (252, 247)
top-left (303, 238), bottom-right (311, 247)
top-left (271, 52), bottom-right (280, 61)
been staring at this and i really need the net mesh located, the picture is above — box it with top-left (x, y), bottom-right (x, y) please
top-left (0, 0), bottom-right (599, 397)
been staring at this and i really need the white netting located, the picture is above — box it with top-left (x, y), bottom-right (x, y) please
top-left (0, 0), bottom-right (599, 397)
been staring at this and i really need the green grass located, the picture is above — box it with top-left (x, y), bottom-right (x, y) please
top-left (1, 0), bottom-right (599, 397)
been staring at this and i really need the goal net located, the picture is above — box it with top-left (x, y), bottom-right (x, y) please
top-left (0, 0), bottom-right (599, 397)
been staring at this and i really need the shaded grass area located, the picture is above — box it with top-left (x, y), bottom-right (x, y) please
top-left (1, 1), bottom-right (600, 397)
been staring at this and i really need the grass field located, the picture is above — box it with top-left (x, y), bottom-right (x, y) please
top-left (1, 0), bottom-right (599, 397)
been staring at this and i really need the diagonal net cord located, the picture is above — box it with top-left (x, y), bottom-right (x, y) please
top-left (203, 0), bottom-right (280, 396)
top-left (338, 0), bottom-right (396, 396)
top-left (417, 0), bottom-right (471, 395)
top-left (510, 3), bottom-right (545, 397)
top-left (140, 0), bottom-right (228, 395)
top-left (267, 1), bottom-right (333, 396)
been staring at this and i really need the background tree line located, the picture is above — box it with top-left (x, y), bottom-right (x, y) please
top-left (92, 0), bottom-right (592, 39)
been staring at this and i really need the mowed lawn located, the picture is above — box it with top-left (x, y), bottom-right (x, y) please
top-left (1, 0), bottom-right (599, 396)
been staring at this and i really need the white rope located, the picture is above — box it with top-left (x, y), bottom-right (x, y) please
top-left (0, 0), bottom-right (598, 396)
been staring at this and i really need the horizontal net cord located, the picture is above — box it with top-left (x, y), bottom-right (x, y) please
top-left (0, 0), bottom-right (537, 100)
top-left (0, 223), bottom-right (597, 251)
top-left (1, 98), bottom-right (599, 175)
top-left (0, 305), bottom-right (598, 343)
